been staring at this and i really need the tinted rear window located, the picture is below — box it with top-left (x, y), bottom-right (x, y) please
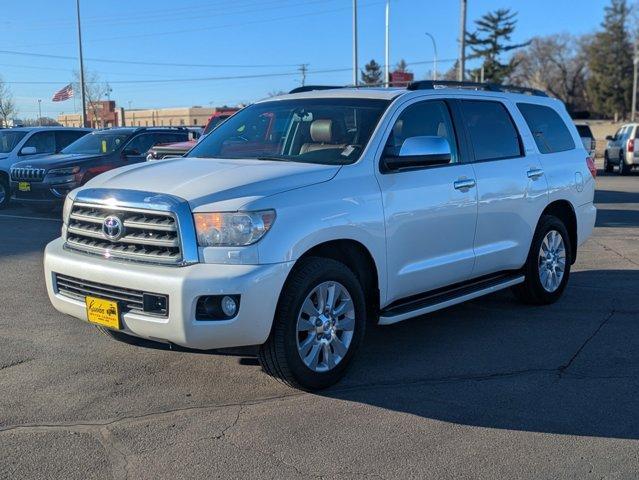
top-left (460, 100), bottom-right (522, 161)
top-left (518, 103), bottom-right (575, 154)
top-left (575, 125), bottom-right (593, 137)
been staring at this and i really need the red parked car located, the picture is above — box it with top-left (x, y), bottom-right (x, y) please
top-left (146, 108), bottom-right (239, 160)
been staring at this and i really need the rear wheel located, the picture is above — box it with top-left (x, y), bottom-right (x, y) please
top-left (512, 215), bottom-right (572, 305)
top-left (0, 177), bottom-right (9, 209)
top-left (619, 154), bottom-right (628, 175)
top-left (258, 257), bottom-right (366, 390)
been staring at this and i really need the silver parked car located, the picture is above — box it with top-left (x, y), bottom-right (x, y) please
top-left (604, 123), bottom-right (639, 174)
top-left (0, 127), bottom-right (92, 208)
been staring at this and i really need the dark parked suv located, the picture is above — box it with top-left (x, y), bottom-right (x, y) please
top-left (10, 127), bottom-right (189, 210)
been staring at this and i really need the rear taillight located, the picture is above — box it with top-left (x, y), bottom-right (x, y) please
top-left (586, 156), bottom-right (597, 178)
top-left (628, 138), bottom-right (634, 153)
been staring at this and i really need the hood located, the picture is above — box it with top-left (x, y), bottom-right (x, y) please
top-left (83, 157), bottom-right (340, 210)
top-left (11, 153), bottom-right (103, 170)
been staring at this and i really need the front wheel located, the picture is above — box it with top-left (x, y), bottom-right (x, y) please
top-left (512, 215), bottom-right (572, 305)
top-left (0, 177), bottom-right (9, 209)
top-left (604, 154), bottom-right (613, 173)
top-left (258, 257), bottom-right (366, 390)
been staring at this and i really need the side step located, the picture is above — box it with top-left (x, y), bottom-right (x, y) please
top-left (378, 273), bottom-right (525, 325)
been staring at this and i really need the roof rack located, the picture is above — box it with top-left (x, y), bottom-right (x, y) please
top-left (288, 85), bottom-right (344, 94)
top-left (407, 80), bottom-right (548, 97)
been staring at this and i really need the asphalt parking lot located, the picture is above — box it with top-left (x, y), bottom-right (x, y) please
top-left (1, 166), bottom-right (638, 480)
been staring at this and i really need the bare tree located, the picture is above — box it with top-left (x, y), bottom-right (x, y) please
top-left (0, 77), bottom-right (17, 127)
top-left (509, 34), bottom-right (590, 113)
top-left (73, 71), bottom-right (112, 127)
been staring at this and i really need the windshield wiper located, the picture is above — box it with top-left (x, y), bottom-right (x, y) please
top-left (256, 156), bottom-right (293, 162)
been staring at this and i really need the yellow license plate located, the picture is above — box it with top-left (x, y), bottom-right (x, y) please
top-left (85, 296), bottom-right (121, 330)
top-left (18, 182), bottom-right (31, 192)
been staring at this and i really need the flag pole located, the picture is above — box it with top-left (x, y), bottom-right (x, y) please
top-left (76, 0), bottom-right (87, 128)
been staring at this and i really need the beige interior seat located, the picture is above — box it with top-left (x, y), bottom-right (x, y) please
top-left (300, 119), bottom-right (347, 154)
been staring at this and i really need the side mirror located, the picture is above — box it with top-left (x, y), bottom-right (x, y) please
top-left (383, 136), bottom-right (452, 171)
top-left (605, 135), bottom-right (614, 141)
top-left (20, 146), bottom-right (37, 155)
top-left (122, 148), bottom-right (140, 157)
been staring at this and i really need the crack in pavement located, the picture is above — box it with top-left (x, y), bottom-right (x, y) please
top-left (558, 309), bottom-right (616, 375)
top-left (0, 358), bottom-right (31, 371)
top-left (592, 239), bottom-right (639, 267)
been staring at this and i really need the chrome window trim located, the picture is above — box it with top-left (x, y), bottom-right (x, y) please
top-left (64, 188), bottom-right (199, 267)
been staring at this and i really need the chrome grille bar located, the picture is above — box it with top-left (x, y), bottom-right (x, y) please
top-left (10, 167), bottom-right (47, 182)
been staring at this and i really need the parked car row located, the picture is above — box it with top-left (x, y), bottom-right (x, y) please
top-left (1, 109), bottom-right (238, 212)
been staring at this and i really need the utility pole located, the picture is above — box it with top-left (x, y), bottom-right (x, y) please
top-left (37, 100), bottom-right (42, 126)
top-left (424, 32), bottom-right (438, 80)
top-left (458, 0), bottom-right (467, 81)
top-left (384, 0), bottom-right (390, 87)
top-left (633, 38), bottom-right (638, 121)
top-left (299, 64), bottom-right (309, 86)
top-left (76, 0), bottom-right (87, 128)
top-left (352, 0), bottom-right (359, 86)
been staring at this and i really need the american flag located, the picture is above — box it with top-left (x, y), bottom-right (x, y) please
top-left (52, 83), bottom-right (74, 102)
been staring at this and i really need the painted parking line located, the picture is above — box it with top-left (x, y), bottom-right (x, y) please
top-left (0, 213), bottom-right (61, 222)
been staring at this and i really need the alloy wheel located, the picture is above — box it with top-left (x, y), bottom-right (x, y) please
top-left (296, 281), bottom-right (355, 372)
top-left (538, 230), bottom-right (567, 293)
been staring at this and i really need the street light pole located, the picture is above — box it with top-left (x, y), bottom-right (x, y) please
top-left (76, 0), bottom-right (87, 128)
top-left (424, 32), bottom-right (438, 80)
top-left (458, 0), bottom-right (467, 81)
top-left (384, 0), bottom-right (390, 87)
top-left (37, 99), bottom-right (42, 126)
top-left (352, 0), bottom-right (359, 86)
top-left (633, 39), bottom-right (638, 121)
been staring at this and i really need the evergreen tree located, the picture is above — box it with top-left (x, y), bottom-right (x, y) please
top-left (395, 59), bottom-right (409, 73)
top-left (587, 0), bottom-right (633, 119)
top-left (361, 59), bottom-right (382, 85)
top-left (466, 8), bottom-right (529, 83)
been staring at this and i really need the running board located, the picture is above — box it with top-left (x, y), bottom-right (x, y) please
top-left (378, 273), bottom-right (525, 325)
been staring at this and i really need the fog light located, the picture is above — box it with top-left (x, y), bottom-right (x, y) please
top-left (221, 295), bottom-right (238, 317)
top-left (196, 295), bottom-right (240, 320)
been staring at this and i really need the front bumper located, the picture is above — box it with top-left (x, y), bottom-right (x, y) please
top-left (11, 180), bottom-right (74, 206)
top-left (44, 238), bottom-right (293, 350)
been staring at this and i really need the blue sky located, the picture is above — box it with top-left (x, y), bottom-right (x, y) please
top-left (0, 0), bottom-right (612, 119)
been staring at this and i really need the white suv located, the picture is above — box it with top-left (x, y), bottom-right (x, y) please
top-left (44, 81), bottom-right (597, 389)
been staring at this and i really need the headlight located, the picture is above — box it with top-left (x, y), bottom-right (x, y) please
top-left (194, 210), bottom-right (275, 247)
top-left (48, 166), bottom-right (80, 176)
top-left (62, 195), bottom-right (73, 224)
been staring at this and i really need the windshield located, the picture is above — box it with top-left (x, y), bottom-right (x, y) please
top-left (203, 115), bottom-right (231, 134)
top-left (187, 98), bottom-right (390, 165)
top-left (0, 130), bottom-right (27, 153)
top-left (61, 132), bottom-right (131, 155)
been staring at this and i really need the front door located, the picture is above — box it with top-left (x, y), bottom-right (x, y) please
top-left (376, 99), bottom-right (478, 304)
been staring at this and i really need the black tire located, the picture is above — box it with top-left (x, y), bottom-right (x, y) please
top-left (619, 154), bottom-right (628, 175)
top-left (604, 153), bottom-right (613, 173)
top-left (0, 177), bottom-right (9, 209)
top-left (512, 215), bottom-right (572, 305)
top-left (258, 257), bottom-right (366, 390)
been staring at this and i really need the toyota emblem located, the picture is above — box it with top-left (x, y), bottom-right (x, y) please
top-left (102, 215), bottom-right (124, 241)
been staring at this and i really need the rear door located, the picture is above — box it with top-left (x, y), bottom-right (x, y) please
top-left (459, 98), bottom-right (548, 277)
top-left (376, 98), bottom-right (478, 303)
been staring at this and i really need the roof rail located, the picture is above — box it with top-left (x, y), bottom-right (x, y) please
top-left (288, 85), bottom-right (344, 94)
top-left (407, 80), bottom-right (548, 97)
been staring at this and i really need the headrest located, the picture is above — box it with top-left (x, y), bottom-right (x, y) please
top-left (310, 119), bottom-right (336, 143)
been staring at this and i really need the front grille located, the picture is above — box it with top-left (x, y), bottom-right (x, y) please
top-left (65, 203), bottom-right (182, 264)
top-left (54, 273), bottom-right (168, 316)
top-left (10, 167), bottom-right (46, 182)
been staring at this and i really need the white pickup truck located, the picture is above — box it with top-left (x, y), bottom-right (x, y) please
top-left (44, 82), bottom-right (597, 390)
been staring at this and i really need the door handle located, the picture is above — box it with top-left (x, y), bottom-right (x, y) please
top-left (454, 178), bottom-right (476, 190)
top-left (527, 168), bottom-right (544, 179)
